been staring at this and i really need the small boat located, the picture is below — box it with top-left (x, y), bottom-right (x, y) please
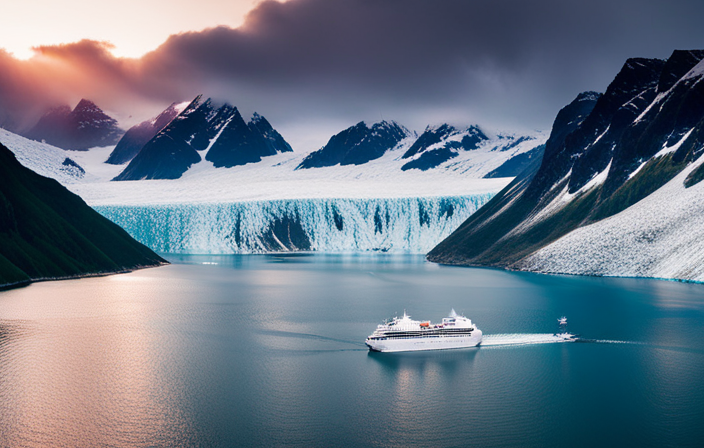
top-left (555, 316), bottom-right (576, 341)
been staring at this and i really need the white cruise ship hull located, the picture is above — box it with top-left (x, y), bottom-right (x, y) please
top-left (366, 329), bottom-right (483, 353)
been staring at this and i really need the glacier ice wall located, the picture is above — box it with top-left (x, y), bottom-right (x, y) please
top-left (95, 195), bottom-right (493, 254)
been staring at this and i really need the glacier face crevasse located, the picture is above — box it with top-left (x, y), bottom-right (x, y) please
top-left (95, 195), bottom-right (493, 254)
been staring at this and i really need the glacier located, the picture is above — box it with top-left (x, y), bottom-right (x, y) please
top-left (95, 195), bottom-right (493, 254)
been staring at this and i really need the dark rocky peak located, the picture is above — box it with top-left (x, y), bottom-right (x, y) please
top-left (156, 95), bottom-right (214, 152)
top-left (25, 99), bottom-right (123, 150)
top-left (542, 91), bottom-right (601, 160)
top-left (70, 99), bottom-right (120, 130)
top-left (205, 108), bottom-right (265, 167)
top-left (608, 58), bottom-right (667, 100)
top-left (403, 124), bottom-right (488, 160)
top-left (204, 108), bottom-right (293, 168)
top-left (178, 94), bottom-right (204, 117)
top-left (251, 112), bottom-right (266, 124)
top-left (113, 95), bottom-right (209, 180)
top-left (574, 58), bottom-right (665, 140)
top-left (460, 126), bottom-right (490, 150)
top-left (602, 55), bottom-right (704, 193)
top-left (73, 99), bottom-right (103, 115)
top-left (114, 95), bottom-right (295, 178)
top-left (402, 124), bottom-right (458, 159)
top-left (106, 101), bottom-right (184, 165)
top-left (207, 103), bottom-right (238, 137)
top-left (536, 59), bottom-right (665, 194)
top-left (249, 113), bottom-right (293, 155)
top-left (153, 102), bottom-right (183, 130)
top-left (522, 91), bottom-right (600, 198)
top-left (657, 49), bottom-right (704, 93)
top-left (400, 124), bottom-right (490, 171)
top-left (297, 120), bottom-right (409, 169)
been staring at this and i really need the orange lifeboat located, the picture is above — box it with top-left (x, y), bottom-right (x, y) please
top-left (420, 321), bottom-right (430, 327)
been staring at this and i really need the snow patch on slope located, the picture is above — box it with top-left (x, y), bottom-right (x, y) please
top-left (563, 159), bottom-right (612, 202)
top-left (654, 128), bottom-right (694, 158)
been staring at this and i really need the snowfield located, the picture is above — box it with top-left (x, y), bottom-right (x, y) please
top-left (0, 128), bottom-right (544, 205)
top-left (67, 143), bottom-right (513, 206)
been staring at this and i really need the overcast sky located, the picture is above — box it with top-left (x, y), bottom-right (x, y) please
top-left (1, 0), bottom-right (703, 151)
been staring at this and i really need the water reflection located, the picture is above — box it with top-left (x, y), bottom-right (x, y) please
top-left (0, 279), bottom-right (193, 447)
top-left (367, 349), bottom-right (478, 383)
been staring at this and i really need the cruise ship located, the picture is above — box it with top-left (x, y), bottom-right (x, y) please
top-left (365, 309), bottom-right (482, 352)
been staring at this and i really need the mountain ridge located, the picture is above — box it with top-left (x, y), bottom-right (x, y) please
top-left (25, 99), bottom-right (123, 151)
top-left (428, 49), bottom-right (704, 282)
top-left (114, 95), bottom-right (294, 180)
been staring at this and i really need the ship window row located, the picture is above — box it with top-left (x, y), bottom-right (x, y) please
top-left (377, 328), bottom-right (474, 334)
top-left (371, 334), bottom-right (473, 340)
top-left (376, 330), bottom-right (474, 337)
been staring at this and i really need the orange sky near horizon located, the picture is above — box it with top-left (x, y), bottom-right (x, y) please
top-left (0, 0), bottom-right (266, 60)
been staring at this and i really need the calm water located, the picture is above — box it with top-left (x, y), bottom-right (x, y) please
top-left (0, 254), bottom-right (703, 447)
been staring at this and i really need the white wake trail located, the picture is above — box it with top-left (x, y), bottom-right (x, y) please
top-left (480, 333), bottom-right (576, 347)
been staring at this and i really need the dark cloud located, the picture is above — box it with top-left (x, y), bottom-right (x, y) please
top-left (1, 0), bottom-right (703, 149)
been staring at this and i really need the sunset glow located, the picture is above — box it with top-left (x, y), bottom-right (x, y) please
top-left (0, 0), bottom-right (701, 150)
top-left (0, 0), bottom-right (262, 59)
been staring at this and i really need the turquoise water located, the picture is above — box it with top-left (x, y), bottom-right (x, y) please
top-left (0, 254), bottom-right (703, 447)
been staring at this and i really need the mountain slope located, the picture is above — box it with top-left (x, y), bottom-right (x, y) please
top-left (428, 50), bottom-right (704, 281)
top-left (517, 157), bottom-right (704, 280)
top-left (0, 142), bottom-right (165, 289)
top-left (25, 99), bottom-right (123, 150)
top-left (205, 109), bottom-right (293, 168)
top-left (106, 102), bottom-right (185, 165)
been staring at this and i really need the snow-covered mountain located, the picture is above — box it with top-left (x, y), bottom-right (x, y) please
top-left (0, 100), bottom-right (545, 254)
top-left (113, 95), bottom-right (293, 180)
top-left (429, 49), bottom-right (704, 282)
top-left (399, 123), bottom-right (543, 176)
top-left (297, 121), bottom-right (411, 168)
top-left (401, 124), bottom-right (486, 170)
top-left (24, 99), bottom-right (123, 150)
top-left (106, 101), bottom-right (187, 165)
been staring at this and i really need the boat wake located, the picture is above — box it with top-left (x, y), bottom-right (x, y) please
top-left (480, 333), bottom-right (577, 348)
top-left (576, 338), bottom-right (642, 345)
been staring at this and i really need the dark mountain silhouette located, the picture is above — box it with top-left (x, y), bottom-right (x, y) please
top-left (106, 102), bottom-right (183, 165)
top-left (25, 99), bottom-right (123, 150)
top-left (0, 142), bottom-right (165, 289)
